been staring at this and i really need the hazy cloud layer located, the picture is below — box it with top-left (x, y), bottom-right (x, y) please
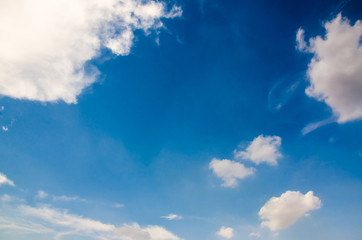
top-left (234, 135), bottom-right (282, 166)
top-left (259, 191), bottom-right (321, 231)
top-left (209, 158), bottom-right (255, 187)
top-left (297, 14), bottom-right (362, 123)
top-left (0, 0), bottom-right (181, 103)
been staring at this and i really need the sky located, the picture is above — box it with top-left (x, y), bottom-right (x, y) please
top-left (0, 0), bottom-right (362, 239)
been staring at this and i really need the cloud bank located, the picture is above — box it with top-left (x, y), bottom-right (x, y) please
top-left (234, 135), bottom-right (282, 166)
top-left (0, 0), bottom-right (181, 103)
top-left (209, 158), bottom-right (255, 187)
top-left (259, 191), bottom-right (321, 231)
top-left (297, 14), bottom-right (362, 123)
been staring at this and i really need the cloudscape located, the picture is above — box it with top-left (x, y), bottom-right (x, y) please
top-left (0, 0), bottom-right (361, 240)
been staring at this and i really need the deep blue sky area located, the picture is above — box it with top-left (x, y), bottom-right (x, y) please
top-left (0, 0), bottom-right (361, 240)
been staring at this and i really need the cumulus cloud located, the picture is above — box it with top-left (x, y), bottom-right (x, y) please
top-left (0, 172), bottom-right (15, 186)
top-left (297, 14), bottom-right (362, 123)
top-left (209, 158), bottom-right (255, 187)
top-left (216, 226), bottom-right (233, 239)
top-left (234, 135), bottom-right (282, 166)
top-left (259, 191), bottom-right (321, 231)
top-left (161, 214), bottom-right (182, 220)
top-left (0, 0), bottom-right (181, 103)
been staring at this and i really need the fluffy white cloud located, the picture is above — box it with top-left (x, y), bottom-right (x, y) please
top-left (297, 14), bottom-right (362, 123)
top-left (209, 158), bottom-right (255, 187)
top-left (259, 191), bottom-right (321, 231)
top-left (234, 135), bottom-right (282, 166)
top-left (0, 172), bottom-right (15, 187)
top-left (0, 0), bottom-right (181, 103)
top-left (161, 214), bottom-right (182, 220)
top-left (216, 226), bottom-right (233, 239)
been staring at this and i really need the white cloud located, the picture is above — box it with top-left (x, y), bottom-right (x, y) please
top-left (301, 116), bottom-right (335, 135)
top-left (248, 232), bottom-right (261, 237)
top-left (52, 195), bottom-right (86, 202)
top-left (144, 225), bottom-right (181, 240)
top-left (296, 28), bottom-right (307, 51)
top-left (209, 158), bottom-right (255, 187)
top-left (161, 214), bottom-right (182, 220)
top-left (234, 135), bottom-right (282, 166)
top-left (21, 205), bottom-right (115, 232)
top-left (0, 194), bottom-right (24, 203)
top-left (297, 14), bottom-right (362, 123)
top-left (1, 126), bottom-right (8, 132)
top-left (0, 172), bottom-right (15, 186)
top-left (0, 0), bottom-right (181, 103)
top-left (17, 205), bottom-right (182, 240)
top-left (216, 226), bottom-right (233, 239)
top-left (36, 190), bottom-right (48, 199)
top-left (259, 191), bottom-right (321, 231)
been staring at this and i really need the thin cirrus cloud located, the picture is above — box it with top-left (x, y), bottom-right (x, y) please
top-left (0, 172), bottom-right (15, 187)
top-left (259, 191), bottom-right (321, 231)
top-left (0, 204), bottom-right (182, 240)
top-left (297, 14), bottom-right (362, 123)
top-left (209, 158), bottom-right (255, 188)
top-left (161, 214), bottom-right (182, 220)
top-left (216, 226), bottom-right (234, 239)
top-left (234, 135), bottom-right (283, 166)
top-left (0, 0), bottom-right (182, 103)
top-left (52, 195), bottom-right (87, 202)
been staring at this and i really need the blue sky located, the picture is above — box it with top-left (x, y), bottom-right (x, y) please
top-left (0, 0), bottom-right (362, 239)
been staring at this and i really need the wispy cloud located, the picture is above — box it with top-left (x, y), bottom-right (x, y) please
top-left (35, 190), bottom-right (49, 200)
top-left (161, 214), bottom-right (182, 220)
top-left (52, 195), bottom-right (86, 202)
top-left (249, 232), bottom-right (261, 237)
top-left (0, 172), bottom-right (15, 187)
top-left (0, 194), bottom-right (24, 203)
top-left (302, 116), bottom-right (336, 135)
